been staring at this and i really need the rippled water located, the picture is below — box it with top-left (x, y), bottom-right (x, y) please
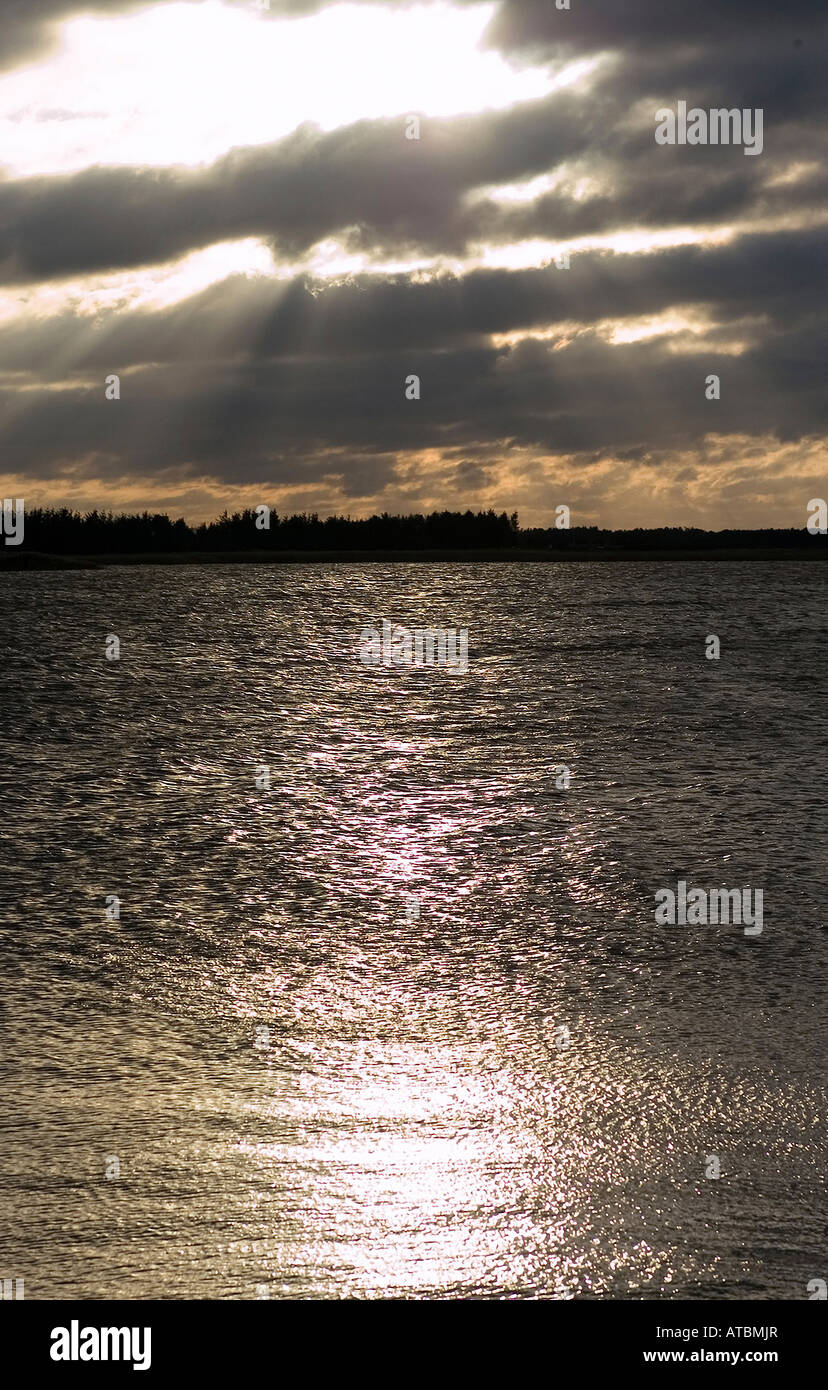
top-left (1, 562), bottom-right (825, 1299)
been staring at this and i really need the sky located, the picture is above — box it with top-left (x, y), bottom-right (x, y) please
top-left (0, 0), bottom-right (825, 528)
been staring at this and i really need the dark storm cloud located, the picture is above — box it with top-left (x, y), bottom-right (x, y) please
top-left (0, 0), bottom-right (825, 284)
top-left (0, 93), bottom-right (600, 283)
top-left (471, 153), bottom-right (827, 254)
top-left (0, 85), bottom-right (825, 287)
top-left (2, 226), bottom-right (825, 375)
top-left (2, 0), bottom-right (826, 512)
top-left (482, 0), bottom-right (827, 54)
top-left (3, 291), bottom-right (827, 487)
top-left (243, 0), bottom-right (828, 49)
top-left (2, 0), bottom-right (825, 75)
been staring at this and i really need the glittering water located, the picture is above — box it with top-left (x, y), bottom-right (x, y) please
top-left (0, 562), bottom-right (825, 1300)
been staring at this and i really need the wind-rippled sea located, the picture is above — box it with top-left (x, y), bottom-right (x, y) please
top-left (0, 561), bottom-right (825, 1299)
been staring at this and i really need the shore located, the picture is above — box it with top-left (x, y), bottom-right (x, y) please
top-left (1, 545), bottom-right (826, 568)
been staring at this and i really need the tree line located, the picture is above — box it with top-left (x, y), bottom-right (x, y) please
top-left (9, 506), bottom-right (820, 554)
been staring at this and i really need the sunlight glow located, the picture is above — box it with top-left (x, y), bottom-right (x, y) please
top-left (0, 1), bottom-right (557, 178)
top-left (0, 238), bottom-right (276, 326)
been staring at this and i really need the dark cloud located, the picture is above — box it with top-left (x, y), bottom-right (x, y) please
top-left (1, 0), bottom-right (826, 519)
top-left (483, 0), bottom-right (828, 56)
top-left (2, 0), bottom-right (825, 74)
top-left (0, 94), bottom-right (599, 283)
top-left (2, 225), bottom-right (825, 376)
top-left (0, 0), bottom-right (825, 287)
top-left (3, 288), bottom-right (826, 488)
top-left (1, 84), bottom-right (825, 287)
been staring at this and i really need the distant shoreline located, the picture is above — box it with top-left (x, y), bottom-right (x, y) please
top-left (2, 546), bottom-right (825, 569)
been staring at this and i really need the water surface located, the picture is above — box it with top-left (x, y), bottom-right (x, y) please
top-left (1, 562), bottom-right (825, 1298)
